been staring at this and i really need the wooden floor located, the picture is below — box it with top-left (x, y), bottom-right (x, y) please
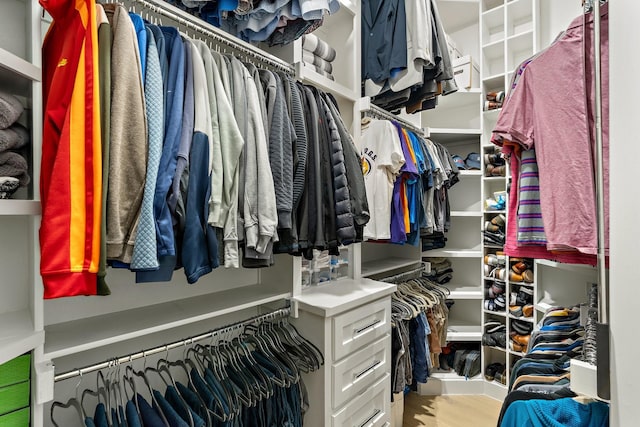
top-left (402, 393), bottom-right (502, 427)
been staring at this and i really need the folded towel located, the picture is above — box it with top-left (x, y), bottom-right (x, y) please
top-left (0, 123), bottom-right (29, 153)
top-left (302, 49), bottom-right (333, 73)
top-left (0, 92), bottom-right (24, 129)
top-left (302, 33), bottom-right (336, 61)
top-left (302, 61), bottom-right (334, 81)
top-left (0, 151), bottom-right (29, 186)
top-left (0, 176), bottom-right (20, 199)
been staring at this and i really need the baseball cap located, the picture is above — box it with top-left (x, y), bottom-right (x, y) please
top-left (452, 155), bottom-right (467, 170)
top-left (465, 152), bottom-right (481, 170)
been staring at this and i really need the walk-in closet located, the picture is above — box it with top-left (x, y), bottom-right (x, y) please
top-left (0, 0), bottom-right (633, 425)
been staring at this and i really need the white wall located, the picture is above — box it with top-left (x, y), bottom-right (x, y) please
top-left (539, 0), bottom-right (582, 48)
top-left (610, 0), bottom-right (640, 424)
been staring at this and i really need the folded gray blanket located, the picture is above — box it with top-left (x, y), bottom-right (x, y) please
top-left (302, 33), bottom-right (336, 62)
top-left (0, 123), bottom-right (29, 152)
top-left (0, 151), bottom-right (29, 186)
top-left (0, 92), bottom-right (24, 129)
top-left (302, 49), bottom-right (333, 73)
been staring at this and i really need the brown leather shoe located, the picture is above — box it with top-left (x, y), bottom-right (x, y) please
top-left (522, 269), bottom-right (534, 283)
top-left (522, 305), bottom-right (534, 318)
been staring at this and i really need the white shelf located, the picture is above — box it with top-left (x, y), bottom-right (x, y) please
top-left (508, 314), bottom-right (534, 323)
top-left (429, 371), bottom-right (484, 381)
top-left (509, 349), bottom-right (526, 357)
top-left (0, 47), bottom-right (41, 97)
top-left (447, 323), bottom-right (482, 341)
top-left (485, 345), bottom-right (507, 353)
top-left (482, 39), bottom-right (505, 58)
top-left (428, 127), bottom-right (482, 136)
top-left (294, 278), bottom-right (396, 317)
top-left (437, 0), bottom-right (481, 33)
top-left (536, 258), bottom-right (597, 272)
top-left (570, 359), bottom-right (609, 402)
top-left (483, 209), bottom-right (506, 214)
top-left (422, 248), bottom-right (482, 258)
top-left (459, 170), bottom-right (483, 177)
top-left (0, 310), bottom-right (44, 366)
top-left (0, 200), bottom-right (41, 215)
top-left (483, 108), bottom-right (502, 117)
top-left (449, 289), bottom-right (483, 300)
top-left (297, 64), bottom-right (358, 102)
top-left (483, 176), bottom-right (506, 182)
top-left (361, 257), bottom-right (421, 278)
top-left (451, 210), bottom-right (483, 217)
top-left (507, 29), bottom-right (534, 51)
top-left (417, 370), bottom-right (485, 395)
top-left (484, 309), bottom-right (506, 317)
top-left (483, 73), bottom-right (506, 89)
top-left (434, 88), bottom-right (482, 111)
top-left (44, 284), bottom-right (292, 359)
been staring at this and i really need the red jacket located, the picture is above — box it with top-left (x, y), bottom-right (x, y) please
top-left (40, 0), bottom-right (102, 298)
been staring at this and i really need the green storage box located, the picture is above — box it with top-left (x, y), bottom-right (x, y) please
top-left (0, 407), bottom-right (30, 427)
top-left (0, 381), bottom-right (29, 416)
top-left (0, 355), bottom-right (30, 388)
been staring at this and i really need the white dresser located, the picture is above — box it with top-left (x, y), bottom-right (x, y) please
top-left (292, 279), bottom-right (396, 427)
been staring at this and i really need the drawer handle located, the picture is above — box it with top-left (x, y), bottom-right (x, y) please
top-left (354, 360), bottom-right (381, 379)
top-left (354, 319), bottom-right (382, 335)
top-left (356, 409), bottom-right (381, 427)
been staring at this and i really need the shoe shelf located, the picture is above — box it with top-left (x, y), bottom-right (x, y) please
top-left (485, 345), bottom-right (507, 353)
top-left (483, 276), bottom-right (506, 282)
top-left (483, 176), bottom-right (507, 182)
top-left (484, 244), bottom-right (504, 250)
top-left (484, 309), bottom-right (506, 317)
top-left (508, 314), bottom-right (534, 323)
top-left (459, 170), bottom-right (483, 177)
top-left (509, 349), bottom-right (527, 357)
top-left (451, 210), bottom-right (483, 217)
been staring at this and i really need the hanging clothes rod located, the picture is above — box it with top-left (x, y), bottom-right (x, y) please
top-left (54, 306), bottom-right (291, 382)
top-left (111, 0), bottom-right (295, 74)
top-left (380, 263), bottom-right (427, 283)
top-left (364, 104), bottom-right (426, 137)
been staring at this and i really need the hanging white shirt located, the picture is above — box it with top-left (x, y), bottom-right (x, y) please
top-left (361, 119), bottom-right (406, 240)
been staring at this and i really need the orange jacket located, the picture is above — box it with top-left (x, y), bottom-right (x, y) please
top-left (40, 0), bottom-right (102, 298)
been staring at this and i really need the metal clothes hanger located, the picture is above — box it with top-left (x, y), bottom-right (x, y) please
top-left (157, 345), bottom-right (215, 427)
top-left (51, 372), bottom-right (87, 427)
top-left (144, 360), bottom-right (196, 427)
top-left (233, 335), bottom-right (274, 400)
top-left (126, 355), bottom-right (171, 427)
top-left (187, 346), bottom-right (232, 422)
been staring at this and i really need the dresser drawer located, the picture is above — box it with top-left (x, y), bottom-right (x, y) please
top-left (332, 297), bottom-right (390, 361)
top-left (332, 334), bottom-right (390, 409)
top-left (332, 374), bottom-right (390, 427)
